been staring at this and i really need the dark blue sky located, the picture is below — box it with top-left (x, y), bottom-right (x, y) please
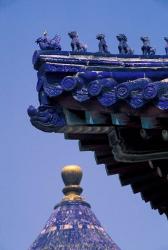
top-left (1, 1), bottom-right (168, 249)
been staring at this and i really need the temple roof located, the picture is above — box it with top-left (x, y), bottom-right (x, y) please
top-left (29, 165), bottom-right (121, 250)
top-left (28, 50), bottom-right (168, 217)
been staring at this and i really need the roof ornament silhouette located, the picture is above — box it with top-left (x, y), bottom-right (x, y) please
top-left (164, 37), bottom-right (168, 55)
top-left (116, 34), bottom-right (134, 55)
top-left (140, 36), bottom-right (156, 56)
top-left (96, 33), bottom-right (109, 54)
top-left (35, 31), bottom-right (168, 55)
top-left (68, 31), bottom-right (87, 52)
top-left (29, 165), bottom-right (121, 250)
top-left (36, 31), bottom-right (61, 51)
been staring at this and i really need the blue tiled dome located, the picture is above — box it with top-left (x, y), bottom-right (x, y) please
top-left (29, 165), bottom-right (121, 250)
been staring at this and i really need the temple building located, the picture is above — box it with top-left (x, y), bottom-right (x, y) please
top-left (29, 165), bottom-right (121, 250)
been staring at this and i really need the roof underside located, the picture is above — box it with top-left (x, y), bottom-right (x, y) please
top-left (65, 130), bottom-right (168, 217)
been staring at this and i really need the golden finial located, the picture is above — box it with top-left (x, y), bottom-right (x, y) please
top-left (61, 165), bottom-right (83, 201)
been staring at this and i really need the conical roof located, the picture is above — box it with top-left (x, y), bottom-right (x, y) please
top-left (29, 165), bottom-right (121, 250)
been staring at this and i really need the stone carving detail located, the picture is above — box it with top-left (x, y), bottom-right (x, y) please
top-left (116, 34), bottom-right (134, 55)
top-left (164, 37), bottom-right (168, 55)
top-left (141, 37), bottom-right (156, 55)
top-left (36, 31), bottom-right (61, 51)
top-left (68, 31), bottom-right (87, 52)
top-left (96, 34), bottom-right (109, 53)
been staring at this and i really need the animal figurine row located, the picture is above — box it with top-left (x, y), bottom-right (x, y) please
top-left (36, 31), bottom-right (168, 56)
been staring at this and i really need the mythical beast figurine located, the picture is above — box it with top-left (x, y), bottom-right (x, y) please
top-left (141, 36), bottom-right (156, 56)
top-left (116, 34), bottom-right (134, 55)
top-left (96, 33), bottom-right (109, 53)
top-left (68, 31), bottom-right (87, 52)
top-left (36, 31), bottom-right (61, 51)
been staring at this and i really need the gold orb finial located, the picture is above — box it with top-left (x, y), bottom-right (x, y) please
top-left (62, 165), bottom-right (83, 186)
top-left (61, 165), bottom-right (83, 201)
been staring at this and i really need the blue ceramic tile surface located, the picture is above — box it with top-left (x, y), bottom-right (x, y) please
top-left (29, 201), bottom-right (121, 250)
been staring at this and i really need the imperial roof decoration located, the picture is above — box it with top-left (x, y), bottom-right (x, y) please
top-left (28, 32), bottom-right (168, 217)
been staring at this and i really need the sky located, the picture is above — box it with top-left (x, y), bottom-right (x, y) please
top-left (1, 0), bottom-right (168, 249)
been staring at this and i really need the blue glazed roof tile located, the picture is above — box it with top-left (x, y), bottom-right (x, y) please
top-left (29, 201), bottom-right (121, 250)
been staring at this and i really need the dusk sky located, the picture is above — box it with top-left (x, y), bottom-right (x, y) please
top-left (1, 1), bottom-right (168, 249)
